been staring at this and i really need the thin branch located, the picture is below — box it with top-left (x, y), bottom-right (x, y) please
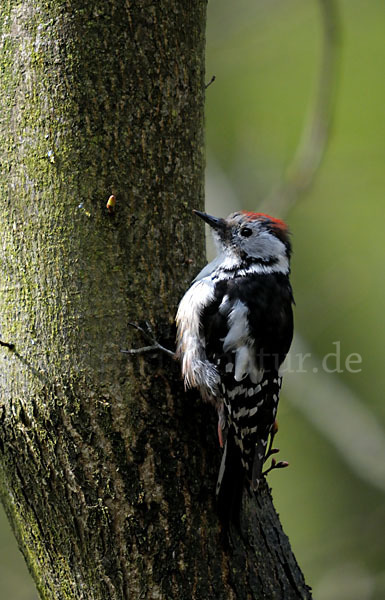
top-left (260, 0), bottom-right (341, 217)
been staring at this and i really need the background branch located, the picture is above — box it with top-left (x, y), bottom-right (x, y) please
top-left (261, 0), bottom-right (341, 217)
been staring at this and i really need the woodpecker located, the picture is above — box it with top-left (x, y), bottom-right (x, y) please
top-left (176, 210), bottom-right (294, 519)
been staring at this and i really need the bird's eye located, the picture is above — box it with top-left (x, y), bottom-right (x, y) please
top-left (240, 227), bottom-right (253, 237)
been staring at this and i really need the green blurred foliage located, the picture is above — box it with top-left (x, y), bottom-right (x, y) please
top-left (206, 0), bottom-right (385, 598)
top-left (0, 507), bottom-right (37, 600)
top-left (1, 1), bottom-right (384, 598)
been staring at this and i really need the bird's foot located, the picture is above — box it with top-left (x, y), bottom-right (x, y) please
top-left (121, 321), bottom-right (175, 358)
top-left (262, 458), bottom-right (289, 476)
top-left (263, 420), bottom-right (280, 462)
top-left (262, 421), bottom-right (289, 476)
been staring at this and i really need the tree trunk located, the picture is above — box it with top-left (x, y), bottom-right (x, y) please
top-left (0, 2), bottom-right (311, 598)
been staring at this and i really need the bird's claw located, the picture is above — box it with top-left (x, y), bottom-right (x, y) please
top-left (262, 420), bottom-right (289, 476)
top-left (121, 321), bottom-right (175, 358)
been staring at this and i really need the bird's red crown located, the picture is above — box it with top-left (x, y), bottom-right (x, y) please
top-left (241, 211), bottom-right (288, 231)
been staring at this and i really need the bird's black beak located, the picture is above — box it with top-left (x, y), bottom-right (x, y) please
top-left (193, 210), bottom-right (226, 232)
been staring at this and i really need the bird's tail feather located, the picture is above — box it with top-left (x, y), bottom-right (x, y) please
top-left (215, 434), bottom-right (245, 524)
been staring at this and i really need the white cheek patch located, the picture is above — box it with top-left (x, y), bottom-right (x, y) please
top-left (243, 231), bottom-right (287, 264)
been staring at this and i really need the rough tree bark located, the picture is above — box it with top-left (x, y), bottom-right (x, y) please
top-left (0, 1), bottom-right (312, 599)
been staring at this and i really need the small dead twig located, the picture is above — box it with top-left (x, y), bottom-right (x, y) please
top-left (205, 75), bottom-right (216, 89)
